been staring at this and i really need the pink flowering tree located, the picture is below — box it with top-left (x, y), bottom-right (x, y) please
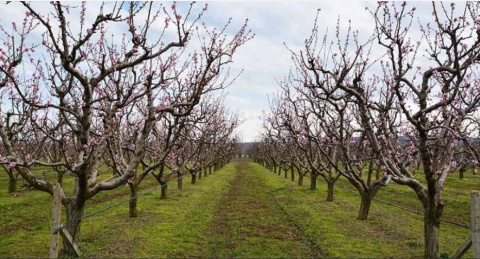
top-left (114, 17), bottom-right (252, 216)
top-left (286, 2), bottom-right (480, 257)
top-left (0, 1), bottom-right (251, 255)
top-left (0, 11), bottom-right (38, 192)
top-left (284, 19), bottom-right (393, 213)
top-left (367, 2), bottom-right (480, 257)
top-left (175, 96), bottom-right (240, 185)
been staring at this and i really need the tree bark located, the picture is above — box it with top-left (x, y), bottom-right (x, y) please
top-left (290, 167), bottom-right (295, 182)
top-left (160, 181), bottom-right (167, 200)
top-left (298, 174), bottom-right (303, 186)
top-left (204, 168), bottom-right (208, 177)
top-left (8, 177), bottom-right (17, 193)
top-left (424, 207), bottom-right (440, 259)
top-left (209, 166), bottom-right (212, 175)
top-left (459, 167), bottom-right (466, 179)
top-left (128, 183), bottom-right (138, 218)
top-left (63, 200), bottom-right (85, 257)
top-left (198, 169), bottom-right (202, 180)
top-left (191, 171), bottom-right (197, 184)
top-left (357, 193), bottom-right (372, 220)
top-left (326, 181), bottom-right (334, 202)
top-left (284, 167), bottom-right (288, 178)
top-left (177, 172), bottom-right (183, 190)
top-left (57, 172), bottom-right (65, 186)
top-left (310, 173), bottom-right (317, 190)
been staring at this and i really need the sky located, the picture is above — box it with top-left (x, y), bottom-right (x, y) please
top-left (0, 1), bottom-right (438, 142)
top-left (199, 1), bottom-right (379, 142)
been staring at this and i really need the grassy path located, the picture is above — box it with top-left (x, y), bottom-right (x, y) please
top-left (202, 160), bottom-right (324, 258)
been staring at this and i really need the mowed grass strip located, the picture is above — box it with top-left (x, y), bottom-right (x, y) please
top-left (0, 164), bottom-right (237, 258)
top-left (255, 162), bottom-right (473, 258)
top-left (202, 160), bottom-right (323, 258)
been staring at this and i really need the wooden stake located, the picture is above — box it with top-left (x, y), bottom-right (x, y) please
top-left (48, 183), bottom-right (62, 259)
top-left (472, 190), bottom-right (480, 258)
top-left (452, 236), bottom-right (471, 259)
top-left (59, 227), bottom-right (82, 257)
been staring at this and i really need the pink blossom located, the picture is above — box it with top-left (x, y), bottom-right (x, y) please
top-left (451, 160), bottom-right (457, 168)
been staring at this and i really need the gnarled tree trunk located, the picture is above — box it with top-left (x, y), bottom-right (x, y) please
top-left (424, 205), bottom-right (440, 259)
top-left (191, 170), bottom-right (197, 184)
top-left (8, 177), bottom-right (17, 193)
top-left (63, 199), bottom-right (85, 257)
top-left (57, 172), bottom-right (65, 186)
top-left (357, 192), bottom-right (372, 220)
top-left (326, 181), bottom-right (334, 202)
top-left (298, 174), bottom-right (303, 186)
top-left (177, 171), bottom-right (183, 190)
top-left (310, 173), bottom-right (317, 190)
top-left (160, 180), bottom-right (167, 200)
top-left (459, 166), bottom-right (466, 179)
top-left (128, 183), bottom-right (139, 217)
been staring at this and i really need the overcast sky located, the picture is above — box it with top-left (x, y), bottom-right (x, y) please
top-left (0, 1), bottom-right (438, 142)
top-left (200, 1), bottom-right (384, 142)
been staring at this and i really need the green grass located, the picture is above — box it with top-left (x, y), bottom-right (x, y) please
top-left (0, 160), bottom-right (478, 258)
top-left (0, 164), bottom-right (237, 258)
top-left (202, 161), bottom-right (322, 258)
top-left (258, 162), bottom-right (475, 258)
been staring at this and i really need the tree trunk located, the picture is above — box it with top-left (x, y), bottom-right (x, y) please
top-left (273, 164), bottom-right (277, 174)
top-left (424, 208), bottom-right (440, 259)
top-left (290, 167), bottom-right (295, 182)
top-left (128, 183), bottom-right (138, 218)
top-left (8, 177), bottom-right (17, 193)
top-left (57, 172), bottom-right (64, 186)
top-left (160, 181), bottom-right (167, 199)
top-left (284, 167), bottom-right (288, 178)
top-left (191, 172), bottom-right (197, 184)
top-left (357, 193), bottom-right (372, 220)
top-left (209, 166), bottom-right (212, 175)
top-left (298, 174), bottom-right (303, 186)
top-left (177, 172), bottom-right (183, 190)
top-left (310, 173), bottom-right (317, 190)
top-left (204, 168), bottom-right (208, 177)
top-left (326, 181), bottom-right (334, 202)
top-left (198, 169), bottom-right (202, 180)
top-left (63, 200), bottom-right (85, 257)
top-left (459, 167), bottom-right (465, 179)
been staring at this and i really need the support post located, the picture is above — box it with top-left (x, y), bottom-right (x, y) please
top-left (59, 227), bottom-right (82, 257)
top-left (472, 191), bottom-right (480, 258)
top-left (48, 183), bottom-right (62, 259)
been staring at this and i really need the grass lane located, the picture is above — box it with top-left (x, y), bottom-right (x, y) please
top-left (202, 160), bottom-right (324, 258)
